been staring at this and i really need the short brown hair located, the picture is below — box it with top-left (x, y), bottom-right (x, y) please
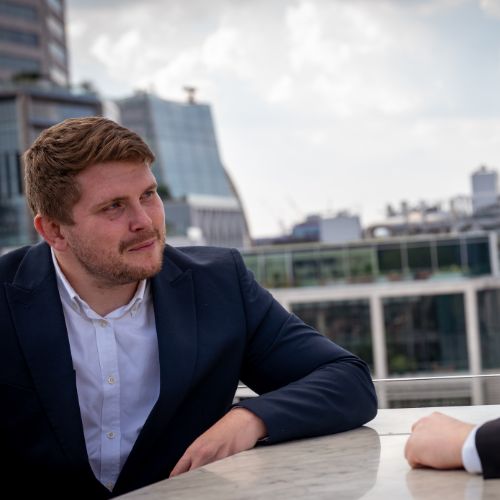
top-left (24, 116), bottom-right (155, 224)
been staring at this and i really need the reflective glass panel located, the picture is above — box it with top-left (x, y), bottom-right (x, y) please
top-left (383, 294), bottom-right (468, 374)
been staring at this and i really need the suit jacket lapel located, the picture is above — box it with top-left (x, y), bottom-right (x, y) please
top-left (5, 243), bottom-right (91, 472)
top-left (116, 250), bottom-right (198, 489)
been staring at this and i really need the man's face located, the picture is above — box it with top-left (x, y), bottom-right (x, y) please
top-left (59, 160), bottom-right (166, 286)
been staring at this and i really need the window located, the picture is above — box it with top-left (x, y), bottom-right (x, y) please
top-left (47, 0), bottom-right (63, 16)
top-left (466, 239), bottom-right (490, 276)
top-left (377, 244), bottom-right (403, 279)
top-left (318, 248), bottom-right (346, 283)
top-left (347, 247), bottom-right (375, 283)
top-left (0, 52), bottom-right (40, 72)
top-left (47, 14), bottom-right (64, 39)
top-left (292, 300), bottom-right (374, 371)
top-left (292, 251), bottom-right (320, 286)
top-left (477, 289), bottom-right (500, 369)
top-left (0, 28), bottom-right (39, 46)
top-left (0, 1), bottom-right (37, 21)
top-left (263, 253), bottom-right (289, 288)
top-left (436, 240), bottom-right (462, 273)
top-left (384, 294), bottom-right (468, 374)
top-left (49, 40), bottom-right (66, 65)
top-left (407, 242), bottom-right (433, 279)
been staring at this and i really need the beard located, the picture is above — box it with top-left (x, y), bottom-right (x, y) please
top-left (66, 227), bottom-right (166, 287)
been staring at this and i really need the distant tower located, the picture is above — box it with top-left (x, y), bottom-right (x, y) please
top-left (116, 91), bottom-right (250, 248)
top-left (183, 85), bottom-right (197, 104)
top-left (0, 0), bottom-right (70, 87)
top-left (472, 165), bottom-right (498, 213)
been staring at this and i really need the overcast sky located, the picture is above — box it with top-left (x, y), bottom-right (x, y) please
top-left (67, 0), bottom-right (500, 237)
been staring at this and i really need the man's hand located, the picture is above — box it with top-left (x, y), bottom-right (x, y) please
top-left (169, 407), bottom-right (267, 477)
top-left (404, 411), bottom-right (474, 470)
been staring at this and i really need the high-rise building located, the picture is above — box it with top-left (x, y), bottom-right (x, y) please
top-left (472, 165), bottom-right (498, 213)
top-left (0, 1), bottom-right (103, 249)
top-left (0, 84), bottom-right (101, 247)
top-left (117, 91), bottom-right (249, 248)
top-left (0, 0), bottom-right (69, 87)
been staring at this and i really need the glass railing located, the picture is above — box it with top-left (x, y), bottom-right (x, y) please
top-left (234, 373), bottom-right (500, 409)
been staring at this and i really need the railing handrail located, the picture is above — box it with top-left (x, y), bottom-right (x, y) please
top-left (371, 373), bottom-right (500, 382)
top-left (237, 372), bottom-right (500, 389)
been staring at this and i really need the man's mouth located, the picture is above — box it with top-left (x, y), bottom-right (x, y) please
top-left (127, 238), bottom-right (156, 252)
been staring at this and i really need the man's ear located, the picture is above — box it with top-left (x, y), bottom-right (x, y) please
top-left (34, 214), bottom-right (68, 251)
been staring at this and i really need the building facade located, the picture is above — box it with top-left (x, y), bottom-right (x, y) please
top-left (0, 0), bottom-right (69, 87)
top-left (0, 84), bottom-right (101, 247)
top-left (117, 92), bottom-right (249, 248)
top-left (242, 231), bottom-right (500, 408)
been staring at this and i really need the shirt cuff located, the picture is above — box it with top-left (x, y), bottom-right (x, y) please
top-left (462, 425), bottom-right (483, 474)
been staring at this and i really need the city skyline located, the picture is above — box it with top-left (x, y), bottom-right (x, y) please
top-left (67, 0), bottom-right (500, 237)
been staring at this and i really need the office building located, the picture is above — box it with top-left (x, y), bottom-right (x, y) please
top-left (472, 165), bottom-right (498, 213)
top-left (117, 91), bottom-right (249, 248)
top-left (0, 84), bottom-right (101, 247)
top-left (242, 230), bottom-right (500, 408)
top-left (0, 0), bottom-right (69, 87)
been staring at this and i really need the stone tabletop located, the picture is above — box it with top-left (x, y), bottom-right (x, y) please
top-left (119, 405), bottom-right (500, 499)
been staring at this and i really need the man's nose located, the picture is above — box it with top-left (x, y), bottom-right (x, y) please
top-left (129, 204), bottom-right (153, 231)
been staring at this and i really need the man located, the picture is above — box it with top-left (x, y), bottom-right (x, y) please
top-left (405, 412), bottom-right (500, 479)
top-left (0, 117), bottom-right (377, 498)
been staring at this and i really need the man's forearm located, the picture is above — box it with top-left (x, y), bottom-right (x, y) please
top-left (169, 407), bottom-right (266, 477)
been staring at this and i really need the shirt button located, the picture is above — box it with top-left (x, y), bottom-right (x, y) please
top-left (107, 376), bottom-right (116, 385)
top-left (106, 431), bottom-right (115, 439)
top-left (99, 320), bottom-right (108, 327)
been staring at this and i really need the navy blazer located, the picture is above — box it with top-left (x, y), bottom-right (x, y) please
top-left (476, 418), bottom-right (500, 479)
top-left (1, 242), bottom-right (377, 498)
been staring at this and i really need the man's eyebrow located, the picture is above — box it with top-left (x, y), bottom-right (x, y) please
top-left (93, 196), bottom-right (126, 211)
top-left (93, 183), bottom-right (159, 211)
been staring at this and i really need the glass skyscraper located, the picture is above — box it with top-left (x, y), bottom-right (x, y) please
top-left (0, 85), bottom-right (102, 248)
top-left (0, 0), bottom-right (69, 87)
top-left (117, 92), bottom-right (249, 248)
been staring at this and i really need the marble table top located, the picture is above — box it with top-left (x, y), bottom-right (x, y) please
top-left (119, 405), bottom-right (500, 499)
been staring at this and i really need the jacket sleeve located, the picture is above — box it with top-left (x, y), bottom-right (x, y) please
top-left (230, 249), bottom-right (378, 444)
top-left (476, 418), bottom-right (500, 479)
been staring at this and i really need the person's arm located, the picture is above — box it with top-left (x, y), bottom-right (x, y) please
top-left (170, 249), bottom-right (377, 475)
top-left (406, 412), bottom-right (500, 479)
top-left (475, 417), bottom-right (500, 479)
top-left (170, 407), bottom-right (266, 477)
top-left (405, 412), bottom-right (476, 471)
top-left (462, 425), bottom-right (482, 474)
top-left (230, 249), bottom-right (378, 444)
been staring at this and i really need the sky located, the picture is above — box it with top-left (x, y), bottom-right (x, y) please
top-left (66, 0), bottom-right (500, 238)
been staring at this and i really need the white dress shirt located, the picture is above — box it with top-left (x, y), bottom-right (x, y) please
top-left (51, 250), bottom-right (160, 491)
top-left (462, 425), bottom-right (483, 474)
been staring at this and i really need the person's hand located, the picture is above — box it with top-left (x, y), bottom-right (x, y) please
top-left (169, 407), bottom-right (267, 477)
top-left (404, 411), bottom-right (474, 470)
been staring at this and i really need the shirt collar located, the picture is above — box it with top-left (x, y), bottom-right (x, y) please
top-left (51, 248), bottom-right (148, 319)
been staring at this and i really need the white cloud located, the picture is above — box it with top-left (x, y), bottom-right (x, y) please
top-left (66, 0), bottom-right (500, 236)
top-left (479, 0), bottom-right (500, 18)
top-left (267, 75), bottom-right (294, 103)
top-left (90, 30), bottom-right (142, 69)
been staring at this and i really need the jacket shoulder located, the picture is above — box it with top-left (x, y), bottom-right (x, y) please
top-left (0, 246), bottom-right (32, 283)
top-left (165, 245), bottom-right (241, 270)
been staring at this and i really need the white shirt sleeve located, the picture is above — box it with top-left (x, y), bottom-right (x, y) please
top-left (462, 425), bottom-right (483, 474)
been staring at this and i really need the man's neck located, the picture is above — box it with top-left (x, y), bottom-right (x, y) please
top-left (53, 253), bottom-right (140, 317)
top-left (71, 279), bottom-right (139, 317)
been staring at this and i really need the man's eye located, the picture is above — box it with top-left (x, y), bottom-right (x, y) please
top-left (104, 202), bottom-right (122, 211)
